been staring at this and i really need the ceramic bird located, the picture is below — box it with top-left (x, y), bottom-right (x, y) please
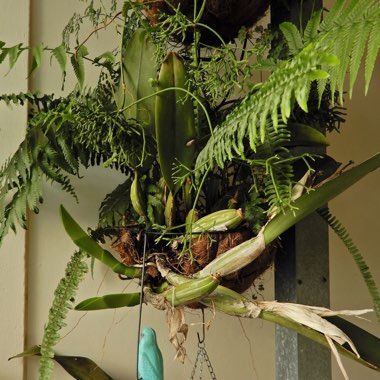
top-left (138, 327), bottom-right (164, 380)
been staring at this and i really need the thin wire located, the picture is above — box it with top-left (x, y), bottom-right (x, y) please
top-left (136, 233), bottom-right (148, 380)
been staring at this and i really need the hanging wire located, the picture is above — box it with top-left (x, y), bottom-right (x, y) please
top-left (197, 308), bottom-right (206, 344)
top-left (136, 232), bottom-right (148, 380)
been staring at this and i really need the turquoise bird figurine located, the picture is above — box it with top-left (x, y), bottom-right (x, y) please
top-left (138, 327), bottom-right (164, 380)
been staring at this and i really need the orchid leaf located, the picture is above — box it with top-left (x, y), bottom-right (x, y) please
top-left (75, 292), bottom-right (141, 310)
top-left (59, 205), bottom-right (141, 278)
top-left (9, 346), bottom-right (114, 380)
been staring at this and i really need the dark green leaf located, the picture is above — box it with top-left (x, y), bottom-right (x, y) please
top-left (9, 346), bottom-right (114, 380)
top-left (326, 316), bottom-right (380, 369)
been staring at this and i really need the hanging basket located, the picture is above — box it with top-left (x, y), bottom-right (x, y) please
top-left (112, 226), bottom-right (278, 297)
top-left (139, 0), bottom-right (270, 44)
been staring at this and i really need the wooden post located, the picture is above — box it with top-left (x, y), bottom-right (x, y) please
top-left (270, 1), bottom-right (332, 379)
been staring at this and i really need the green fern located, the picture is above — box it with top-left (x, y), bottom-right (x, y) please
top-left (0, 92), bottom-right (54, 109)
top-left (318, 207), bottom-right (380, 320)
top-left (39, 250), bottom-right (88, 380)
top-left (0, 121), bottom-right (79, 246)
top-left (196, 0), bottom-right (380, 181)
top-left (312, 0), bottom-right (380, 98)
top-left (196, 44), bottom-right (336, 172)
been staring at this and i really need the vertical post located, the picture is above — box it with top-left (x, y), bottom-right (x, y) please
top-left (271, 1), bottom-right (332, 379)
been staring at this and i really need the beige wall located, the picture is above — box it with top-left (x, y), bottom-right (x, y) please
top-left (0, 2), bottom-right (379, 379)
top-left (0, 1), bottom-right (30, 379)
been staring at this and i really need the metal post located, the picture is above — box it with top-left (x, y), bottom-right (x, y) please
top-left (271, 1), bottom-right (332, 379)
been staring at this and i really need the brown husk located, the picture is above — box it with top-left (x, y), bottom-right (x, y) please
top-left (113, 227), bottom-right (277, 297)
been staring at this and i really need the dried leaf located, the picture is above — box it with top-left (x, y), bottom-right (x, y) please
top-left (167, 307), bottom-right (188, 363)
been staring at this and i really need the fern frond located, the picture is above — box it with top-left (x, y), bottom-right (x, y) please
top-left (39, 250), bottom-right (88, 380)
top-left (0, 92), bottom-right (54, 108)
top-left (318, 0), bottom-right (380, 99)
top-left (280, 22), bottom-right (303, 55)
top-left (318, 207), bottom-right (380, 320)
top-left (196, 44), bottom-right (336, 171)
top-left (303, 10), bottom-right (322, 43)
top-left (365, 19), bottom-right (380, 94)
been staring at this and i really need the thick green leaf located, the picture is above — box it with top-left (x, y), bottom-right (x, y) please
top-left (264, 153), bottom-right (380, 244)
top-left (75, 292), bottom-right (141, 310)
top-left (10, 346), bottom-right (114, 380)
top-left (59, 205), bottom-right (141, 278)
top-left (200, 287), bottom-right (380, 371)
top-left (326, 316), bottom-right (380, 369)
top-left (155, 53), bottom-right (196, 193)
top-left (117, 28), bottom-right (157, 132)
top-left (260, 311), bottom-right (380, 372)
top-left (286, 123), bottom-right (329, 147)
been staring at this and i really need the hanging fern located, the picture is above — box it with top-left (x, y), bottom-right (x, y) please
top-left (39, 250), bottom-right (88, 380)
top-left (318, 207), bottom-right (380, 320)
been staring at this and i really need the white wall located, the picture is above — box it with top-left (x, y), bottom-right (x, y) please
top-left (0, 1), bottom-right (379, 379)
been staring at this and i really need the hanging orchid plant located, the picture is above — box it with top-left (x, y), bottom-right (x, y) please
top-left (1, 0), bottom-right (380, 378)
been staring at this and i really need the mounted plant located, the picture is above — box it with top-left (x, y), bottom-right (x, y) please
top-left (1, 0), bottom-right (380, 378)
